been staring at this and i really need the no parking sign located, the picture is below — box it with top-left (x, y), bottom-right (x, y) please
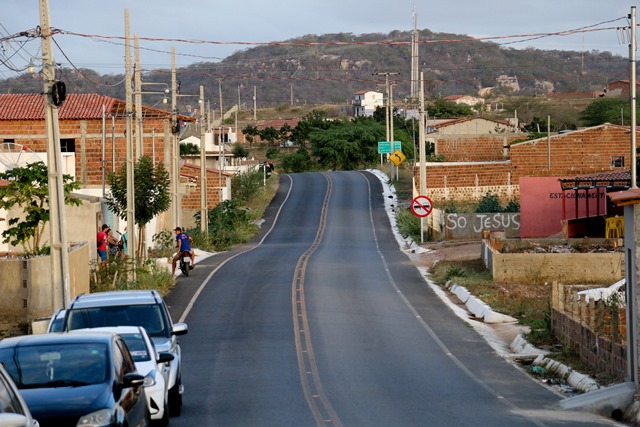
top-left (411, 195), bottom-right (433, 218)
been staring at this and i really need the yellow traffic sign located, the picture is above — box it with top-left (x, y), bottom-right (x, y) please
top-left (389, 149), bottom-right (406, 166)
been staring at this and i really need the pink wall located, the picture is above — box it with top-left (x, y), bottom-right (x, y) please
top-left (519, 176), bottom-right (607, 238)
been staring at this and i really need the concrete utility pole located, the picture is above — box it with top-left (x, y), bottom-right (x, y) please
top-left (171, 47), bottom-right (180, 228)
top-left (219, 79), bottom-right (224, 172)
top-left (40, 0), bottom-right (70, 310)
top-left (631, 6), bottom-right (637, 189)
top-left (124, 9), bottom-right (136, 278)
top-left (134, 34), bottom-right (143, 158)
top-left (372, 72), bottom-right (399, 177)
top-left (253, 86), bottom-right (257, 121)
top-left (199, 85), bottom-right (208, 234)
top-left (418, 71), bottom-right (426, 243)
top-left (410, 10), bottom-right (419, 99)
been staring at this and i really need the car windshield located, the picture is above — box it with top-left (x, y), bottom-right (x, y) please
top-left (0, 343), bottom-right (108, 388)
top-left (119, 333), bottom-right (151, 362)
top-left (66, 304), bottom-right (170, 338)
top-left (48, 317), bottom-right (64, 333)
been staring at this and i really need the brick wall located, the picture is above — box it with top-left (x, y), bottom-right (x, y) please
top-left (551, 281), bottom-right (627, 382)
top-left (179, 164), bottom-right (230, 210)
top-left (434, 134), bottom-right (521, 162)
top-left (415, 124), bottom-right (633, 203)
top-left (0, 117), bottom-right (175, 186)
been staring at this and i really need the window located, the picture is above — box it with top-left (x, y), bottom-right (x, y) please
top-left (60, 138), bottom-right (75, 153)
top-left (612, 156), bottom-right (624, 168)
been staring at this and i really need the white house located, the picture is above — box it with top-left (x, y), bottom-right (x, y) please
top-left (352, 91), bottom-right (383, 117)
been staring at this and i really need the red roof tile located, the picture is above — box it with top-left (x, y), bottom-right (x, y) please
top-left (0, 93), bottom-right (193, 121)
top-left (0, 93), bottom-right (116, 120)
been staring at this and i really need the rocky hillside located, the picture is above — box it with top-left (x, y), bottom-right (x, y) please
top-left (0, 29), bottom-right (627, 109)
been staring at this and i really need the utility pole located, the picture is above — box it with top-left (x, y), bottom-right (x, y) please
top-left (171, 47), bottom-right (180, 228)
top-left (134, 34), bottom-right (143, 158)
top-left (40, 0), bottom-right (70, 309)
top-left (410, 10), bottom-right (419, 99)
top-left (219, 79), bottom-right (224, 173)
top-left (631, 6), bottom-right (637, 189)
top-left (372, 72), bottom-right (399, 178)
top-left (418, 71), bottom-right (426, 243)
top-left (290, 83), bottom-right (294, 107)
top-left (124, 9), bottom-right (136, 278)
top-left (253, 86), bottom-right (257, 121)
top-left (199, 85), bottom-right (208, 234)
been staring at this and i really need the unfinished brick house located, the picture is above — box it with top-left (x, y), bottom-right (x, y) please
top-left (416, 124), bottom-right (633, 201)
top-left (0, 93), bottom-right (229, 238)
top-left (416, 123), bottom-right (635, 237)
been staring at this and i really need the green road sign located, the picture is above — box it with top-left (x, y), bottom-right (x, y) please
top-left (378, 141), bottom-right (391, 154)
top-left (378, 141), bottom-right (402, 154)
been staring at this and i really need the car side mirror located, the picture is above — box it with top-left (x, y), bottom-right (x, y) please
top-left (0, 413), bottom-right (31, 427)
top-left (122, 373), bottom-right (145, 389)
top-left (171, 322), bottom-right (188, 336)
top-left (157, 352), bottom-right (174, 364)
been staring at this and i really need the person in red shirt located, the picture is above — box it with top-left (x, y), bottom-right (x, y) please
top-left (97, 224), bottom-right (109, 261)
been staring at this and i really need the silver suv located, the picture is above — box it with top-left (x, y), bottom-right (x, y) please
top-left (62, 290), bottom-right (188, 416)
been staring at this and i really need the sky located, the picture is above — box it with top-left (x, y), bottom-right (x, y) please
top-left (0, 0), bottom-right (636, 78)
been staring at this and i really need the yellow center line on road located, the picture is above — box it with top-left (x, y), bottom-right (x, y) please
top-left (291, 173), bottom-right (343, 427)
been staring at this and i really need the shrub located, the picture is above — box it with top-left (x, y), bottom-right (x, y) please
top-left (396, 207), bottom-right (423, 243)
top-left (476, 193), bottom-right (503, 213)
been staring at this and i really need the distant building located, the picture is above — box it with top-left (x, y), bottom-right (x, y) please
top-left (444, 95), bottom-right (485, 111)
top-left (352, 91), bottom-right (383, 117)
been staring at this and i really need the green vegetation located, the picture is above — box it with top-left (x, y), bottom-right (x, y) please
top-left (476, 193), bottom-right (520, 213)
top-left (579, 98), bottom-right (631, 126)
top-left (0, 162), bottom-right (81, 255)
top-left (180, 142), bottom-right (200, 155)
top-left (106, 156), bottom-right (171, 258)
top-left (89, 257), bottom-right (174, 295)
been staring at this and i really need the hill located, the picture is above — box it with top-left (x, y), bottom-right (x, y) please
top-left (0, 29), bottom-right (627, 113)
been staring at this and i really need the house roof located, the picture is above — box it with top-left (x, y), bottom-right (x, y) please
top-left (609, 188), bottom-right (640, 206)
top-left (257, 119), bottom-right (301, 130)
top-left (180, 162), bottom-right (233, 176)
top-left (558, 170), bottom-right (631, 190)
top-left (429, 116), bottom-right (510, 130)
top-left (0, 93), bottom-right (193, 121)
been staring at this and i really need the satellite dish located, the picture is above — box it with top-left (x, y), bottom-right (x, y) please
top-left (0, 143), bottom-right (41, 170)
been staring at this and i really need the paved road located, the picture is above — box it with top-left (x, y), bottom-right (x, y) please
top-left (165, 171), bottom-right (621, 426)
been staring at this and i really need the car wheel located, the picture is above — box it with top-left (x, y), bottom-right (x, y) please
top-left (168, 377), bottom-right (182, 416)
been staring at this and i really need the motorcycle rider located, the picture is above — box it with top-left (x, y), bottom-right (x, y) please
top-left (172, 227), bottom-right (195, 275)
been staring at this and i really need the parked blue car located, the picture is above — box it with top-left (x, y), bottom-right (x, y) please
top-left (0, 332), bottom-right (149, 427)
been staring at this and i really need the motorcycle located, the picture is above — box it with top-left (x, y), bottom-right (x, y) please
top-left (178, 251), bottom-right (192, 277)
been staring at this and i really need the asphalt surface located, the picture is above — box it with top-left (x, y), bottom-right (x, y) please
top-left (163, 171), bottom-right (622, 427)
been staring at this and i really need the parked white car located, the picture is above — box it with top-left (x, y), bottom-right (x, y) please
top-left (74, 326), bottom-right (173, 426)
top-left (0, 363), bottom-right (39, 427)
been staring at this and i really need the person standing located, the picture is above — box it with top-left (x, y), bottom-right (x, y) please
top-left (96, 224), bottom-right (108, 262)
top-left (106, 228), bottom-right (119, 258)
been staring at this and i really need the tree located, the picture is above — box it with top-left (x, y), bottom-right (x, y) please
top-left (231, 142), bottom-right (249, 159)
top-left (180, 142), bottom-right (200, 155)
top-left (106, 156), bottom-right (170, 257)
top-left (427, 98), bottom-right (473, 118)
top-left (242, 124), bottom-right (259, 147)
top-left (259, 126), bottom-right (280, 146)
top-left (580, 98), bottom-right (630, 126)
top-left (0, 161), bottom-right (81, 255)
top-left (310, 119), bottom-right (384, 170)
top-left (280, 148), bottom-right (312, 173)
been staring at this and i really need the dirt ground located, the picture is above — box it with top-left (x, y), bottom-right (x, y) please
top-left (414, 240), bottom-right (483, 269)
